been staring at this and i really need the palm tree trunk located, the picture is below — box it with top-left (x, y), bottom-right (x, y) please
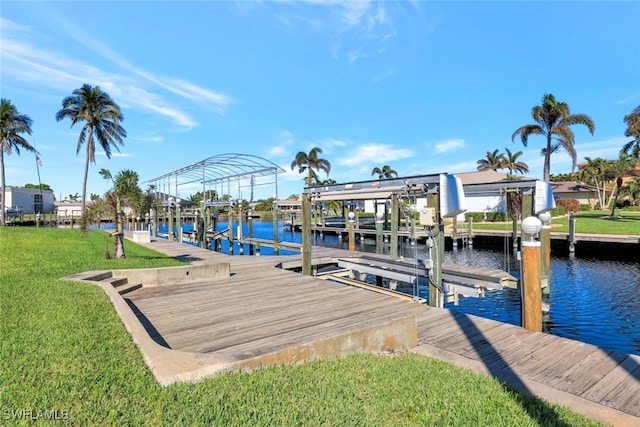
top-left (82, 143), bottom-right (91, 222)
top-left (544, 135), bottom-right (552, 182)
top-left (115, 198), bottom-right (125, 258)
top-left (609, 178), bottom-right (623, 216)
top-left (0, 152), bottom-right (6, 226)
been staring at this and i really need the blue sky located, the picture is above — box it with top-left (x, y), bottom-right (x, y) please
top-left (2, 1), bottom-right (639, 202)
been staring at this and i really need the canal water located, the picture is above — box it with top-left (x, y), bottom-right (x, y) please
top-left (159, 219), bottom-right (640, 356)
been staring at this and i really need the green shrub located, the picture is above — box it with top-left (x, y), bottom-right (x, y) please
top-left (486, 211), bottom-right (508, 222)
top-left (465, 212), bottom-right (484, 222)
top-left (580, 204), bottom-right (592, 211)
top-left (551, 206), bottom-right (566, 216)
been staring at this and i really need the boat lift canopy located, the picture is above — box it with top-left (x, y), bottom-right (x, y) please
top-left (303, 173), bottom-right (467, 218)
top-left (462, 179), bottom-right (556, 214)
top-left (145, 153), bottom-right (286, 202)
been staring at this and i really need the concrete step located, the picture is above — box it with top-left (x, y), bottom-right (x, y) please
top-left (118, 283), bottom-right (143, 295)
top-left (110, 277), bottom-right (129, 288)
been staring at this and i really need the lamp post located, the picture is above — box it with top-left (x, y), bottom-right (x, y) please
top-left (521, 216), bottom-right (543, 332)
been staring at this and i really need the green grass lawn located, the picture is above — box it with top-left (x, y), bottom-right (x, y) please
top-left (0, 228), bottom-right (604, 426)
top-left (467, 210), bottom-right (640, 235)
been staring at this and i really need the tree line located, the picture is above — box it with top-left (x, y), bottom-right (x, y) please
top-left (2, 89), bottom-right (639, 230)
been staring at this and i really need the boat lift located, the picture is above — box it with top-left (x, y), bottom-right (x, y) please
top-left (301, 173), bottom-right (467, 308)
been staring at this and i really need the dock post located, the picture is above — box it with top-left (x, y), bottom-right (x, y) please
top-left (521, 216), bottom-right (543, 332)
top-left (538, 211), bottom-right (552, 306)
top-left (429, 219), bottom-right (445, 308)
top-left (568, 211), bottom-right (576, 254)
top-left (152, 207), bottom-right (158, 238)
top-left (228, 203), bottom-right (234, 255)
top-left (348, 212), bottom-right (356, 251)
top-left (390, 194), bottom-right (399, 260)
top-left (168, 205), bottom-right (174, 241)
top-left (212, 210), bottom-right (219, 251)
top-left (248, 211), bottom-right (254, 255)
top-left (202, 205), bottom-right (209, 250)
top-left (272, 200), bottom-right (279, 255)
top-left (375, 212), bottom-right (384, 254)
top-left (238, 202), bottom-right (244, 255)
top-left (452, 217), bottom-right (458, 249)
top-left (468, 216), bottom-right (473, 247)
top-left (175, 201), bottom-right (182, 243)
top-left (512, 215), bottom-right (519, 253)
top-left (302, 193), bottom-right (312, 275)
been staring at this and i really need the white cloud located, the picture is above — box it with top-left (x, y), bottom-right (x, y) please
top-left (336, 143), bottom-right (414, 166)
top-left (269, 146), bottom-right (287, 156)
top-left (431, 139), bottom-right (467, 154)
top-left (133, 135), bottom-right (164, 143)
top-left (0, 17), bottom-right (233, 129)
top-left (266, 1), bottom-right (398, 63)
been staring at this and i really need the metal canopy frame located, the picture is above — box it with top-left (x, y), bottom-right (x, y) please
top-left (145, 153), bottom-right (286, 202)
top-left (303, 173), bottom-right (446, 200)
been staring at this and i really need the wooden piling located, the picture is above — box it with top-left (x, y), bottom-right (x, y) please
top-left (522, 241), bottom-right (542, 332)
top-left (375, 218), bottom-right (383, 254)
top-left (228, 207), bottom-right (234, 255)
top-left (390, 194), bottom-right (399, 260)
top-left (302, 193), bottom-right (312, 275)
top-left (272, 201), bottom-right (279, 255)
top-left (568, 212), bottom-right (576, 254)
top-left (452, 217), bottom-right (458, 248)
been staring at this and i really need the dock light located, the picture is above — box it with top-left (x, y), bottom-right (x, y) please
top-left (348, 211), bottom-right (355, 223)
top-left (522, 216), bottom-right (542, 242)
top-left (538, 211), bottom-right (551, 226)
top-left (375, 211), bottom-right (384, 223)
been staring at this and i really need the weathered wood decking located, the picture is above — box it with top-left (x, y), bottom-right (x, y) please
top-left (75, 233), bottom-right (639, 426)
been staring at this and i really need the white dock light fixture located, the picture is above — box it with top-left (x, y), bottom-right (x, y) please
top-left (375, 211), bottom-right (384, 223)
top-left (538, 211), bottom-right (551, 226)
top-left (522, 216), bottom-right (542, 242)
top-left (348, 211), bottom-right (356, 223)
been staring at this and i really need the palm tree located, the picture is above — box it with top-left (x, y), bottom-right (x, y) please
top-left (100, 168), bottom-right (142, 258)
top-left (577, 157), bottom-right (609, 207)
top-left (1, 99), bottom-right (37, 225)
top-left (621, 105), bottom-right (640, 158)
top-left (512, 93), bottom-right (595, 182)
top-left (502, 148), bottom-right (529, 177)
top-left (55, 84), bottom-right (126, 223)
top-left (371, 165), bottom-right (398, 179)
top-left (476, 149), bottom-right (505, 172)
top-left (290, 147), bottom-right (331, 186)
top-left (607, 153), bottom-right (637, 216)
top-left (622, 177), bottom-right (640, 206)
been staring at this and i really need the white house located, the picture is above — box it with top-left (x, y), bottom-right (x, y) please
top-left (2, 186), bottom-right (55, 215)
top-left (550, 181), bottom-right (598, 208)
top-left (54, 200), bottom-right (86, 217)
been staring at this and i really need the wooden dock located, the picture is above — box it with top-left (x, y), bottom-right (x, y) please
top-left (69, 233), bottom-right (639, 426)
